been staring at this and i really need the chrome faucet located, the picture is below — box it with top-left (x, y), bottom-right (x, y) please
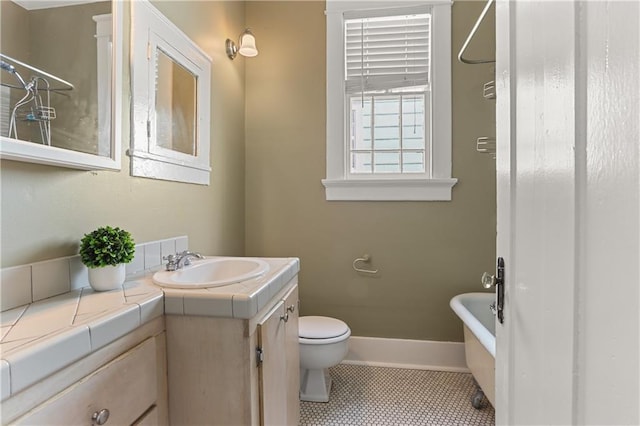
top-left (164, 250), bottom-right (204, 271)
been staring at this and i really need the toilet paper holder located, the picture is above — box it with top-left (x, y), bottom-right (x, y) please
top-left (353, 254), bottom-right (378, 275)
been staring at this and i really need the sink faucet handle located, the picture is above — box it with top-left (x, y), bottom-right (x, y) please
top-left (163, 254), bottom-right (178, 271)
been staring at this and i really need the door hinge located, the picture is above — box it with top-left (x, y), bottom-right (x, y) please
top-left (146, 120), bottom-right (151, 139)
top-left (256, 347), bottom-right (264, 366)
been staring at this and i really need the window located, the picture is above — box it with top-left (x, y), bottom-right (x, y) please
top-left (347, 13), bottom-right (429, 175)
top-left (323, 1), bottom-right (456, 201)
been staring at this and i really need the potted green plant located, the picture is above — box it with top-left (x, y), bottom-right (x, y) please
top-left (79, 226), bottom-right (135, 291)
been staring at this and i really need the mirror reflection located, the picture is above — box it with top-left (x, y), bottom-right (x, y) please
top-left (0, 0), bottom-right (111, 157)
top-left (155, 49), bottom-right (197, 156)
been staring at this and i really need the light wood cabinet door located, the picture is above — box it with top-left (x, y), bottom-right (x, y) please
top-left (258, 300), bottom-right (287, 426)
top-left (283, 286), bottom-right (300, 425)
top-left (257, 285), bottom-right (300, 426)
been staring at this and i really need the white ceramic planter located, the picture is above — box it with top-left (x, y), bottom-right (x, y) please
top-left (88, 264), bottom-right (126, 291)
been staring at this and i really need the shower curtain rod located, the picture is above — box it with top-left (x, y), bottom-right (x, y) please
top-left (457, 0), bottom-right (495, 65)
top-left (0, 53), bottom-right (74, 91)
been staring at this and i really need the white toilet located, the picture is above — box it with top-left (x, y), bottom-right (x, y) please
top-left (298, 316), bottom-right (351, 402)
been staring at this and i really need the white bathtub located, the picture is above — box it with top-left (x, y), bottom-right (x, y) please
top-left (450, 292), bottom-right (496, 407)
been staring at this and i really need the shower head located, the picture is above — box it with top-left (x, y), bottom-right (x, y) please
top-left (0, 60), bottom-right (28, 90)
top-left (1, 60), bottom-right (16, 73)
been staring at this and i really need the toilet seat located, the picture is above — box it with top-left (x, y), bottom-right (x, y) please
top-left (299, 316), bottom-right (351, 345)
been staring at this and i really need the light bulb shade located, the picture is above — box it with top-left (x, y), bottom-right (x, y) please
top-left (238, 31), bottom-right (258, 57)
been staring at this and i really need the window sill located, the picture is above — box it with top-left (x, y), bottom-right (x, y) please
top-left (321, 178), bottom-right (457, 201)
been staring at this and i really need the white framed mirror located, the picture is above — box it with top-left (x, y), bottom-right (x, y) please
top-left (0, 0), bottom-right (123, 171)
top-left (129, 0), bottom-right (211, 185)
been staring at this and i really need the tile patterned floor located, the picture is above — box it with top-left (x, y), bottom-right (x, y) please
top-left (300, 364), bottom-right (495, 426)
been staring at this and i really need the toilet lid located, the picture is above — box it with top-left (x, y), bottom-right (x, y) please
top-left (299, 316), bottom-right (350, 339)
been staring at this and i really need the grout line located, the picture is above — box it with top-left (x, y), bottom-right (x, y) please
top-left (70, 287), bottom-right (84, 325)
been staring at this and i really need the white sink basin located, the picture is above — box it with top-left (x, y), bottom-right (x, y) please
top-left (152, 257), bottom-right (270, 289)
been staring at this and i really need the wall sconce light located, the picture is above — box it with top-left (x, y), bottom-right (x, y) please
top-left (226, 29), bottom-right (258, 60)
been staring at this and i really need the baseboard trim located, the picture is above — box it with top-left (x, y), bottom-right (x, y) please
top-left (342, 336), bottom-right (469, 373)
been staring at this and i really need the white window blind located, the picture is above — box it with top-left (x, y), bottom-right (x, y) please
top-left (324, 1), bottom-right (455, 201)
top-left (344, 10), bottom-right (431, 94)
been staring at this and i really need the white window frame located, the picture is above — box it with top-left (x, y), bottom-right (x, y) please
top-left (323, 0), bottom-right (456, 201)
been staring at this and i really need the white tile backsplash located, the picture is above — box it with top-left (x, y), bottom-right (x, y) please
top-left (69, 256), bottom-right (89, 291)
top-left (1, 266), bottom-right (32, 312)
top-left (161, 239), bottom-right (176, 261)
top-left (126, 244), bottom-right (145, 276)
top-left (144, 242), bottom-right (162, 270)
top-left (175, 237), bottom-right (188, 253)
top-left (0, 236), bottom-right (189, 313)
top-left (31, 258), bottom-right (70, 302)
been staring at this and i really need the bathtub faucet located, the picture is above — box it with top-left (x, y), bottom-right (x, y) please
top-left (164, 250), bottom-right (204, 271)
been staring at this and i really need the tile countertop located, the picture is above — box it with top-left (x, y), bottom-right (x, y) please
top-left (161, 257), bottom-right (300, 318)
top-left (0, 256), bottom-right (299, 402)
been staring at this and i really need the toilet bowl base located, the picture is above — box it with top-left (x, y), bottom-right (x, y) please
top-left (300, 367), bottom-right (332, 402)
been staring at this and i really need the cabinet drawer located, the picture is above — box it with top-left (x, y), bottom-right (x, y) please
top-left (132, 406), bottom-right (158, 426)
top-left (14, 337), bottom-right (158, 425)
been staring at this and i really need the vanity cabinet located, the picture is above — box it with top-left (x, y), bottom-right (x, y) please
top-left (4, 318), bottom-right (168, 426)
top-left (166, 278), bottom-right (300, 426)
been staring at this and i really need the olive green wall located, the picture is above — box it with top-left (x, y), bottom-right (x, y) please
top-left (0, 1), bottom-right (247, 267)
top-left (1, 0), bottom-right (496, 343)
top-left (244, 1), bottom-right (496, 342)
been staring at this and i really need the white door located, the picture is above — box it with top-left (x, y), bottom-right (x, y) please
top-left (494, 1), bottom-right (639, 424)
